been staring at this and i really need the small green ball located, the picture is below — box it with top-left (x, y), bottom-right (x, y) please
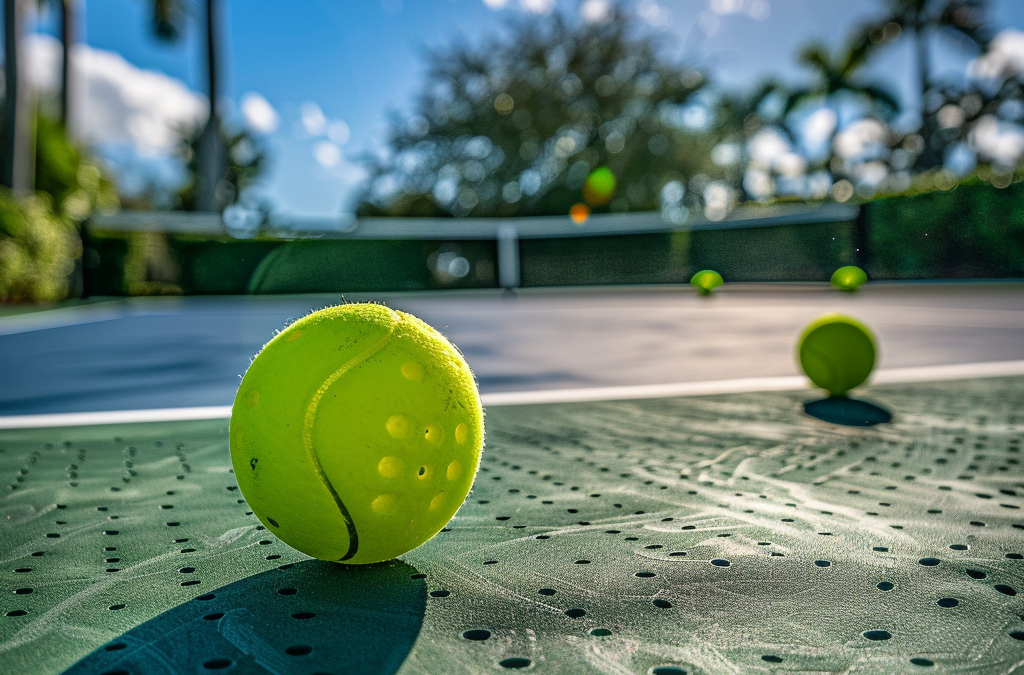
top-left (583, 167), bottom-right (616, 205)
top-left (797, 313), bottom-right (877, 397)
top-left (831, 265), bottom-right (867, 292)
top-left (690, 269), bottom-right (724, 296)
top-left (229, 303), bottom-right (484, 564)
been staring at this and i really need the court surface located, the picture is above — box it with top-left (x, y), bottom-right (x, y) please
top-left (2, 282), bottom-right (1024, 416)
top-left (1, 284), bottom-right (1024, 674)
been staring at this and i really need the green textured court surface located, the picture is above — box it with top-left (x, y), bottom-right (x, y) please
top-left (2, 378), bottom-right (1024, 675)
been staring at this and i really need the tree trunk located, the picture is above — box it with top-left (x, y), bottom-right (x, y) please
top-left (2, 0), bottom-right (32, 194)
top-left (195, 0), bottom-right (225, 212)
top-left (60, 0), bottom-right (75, 130)
top-left (914, 24), bottom-right (940, 170)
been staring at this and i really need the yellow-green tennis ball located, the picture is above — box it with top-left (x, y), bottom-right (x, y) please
top-left (831, 265), bottom-right (867, 292)
top-left (583, 167), bottom-right (616, 205)
top-left (691, 269), bottom-right (723, 296)
top-left (797, 313), bottom-right (877, 397)
top-left (229, 303), bottom-right (484, 565)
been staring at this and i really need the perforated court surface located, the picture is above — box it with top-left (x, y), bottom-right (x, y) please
top-left (2, 377), bottom-right (1024, 675)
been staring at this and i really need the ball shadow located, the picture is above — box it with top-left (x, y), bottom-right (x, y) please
top-left (803, 396), bottom-right (892, 427)
top-left (63, 559), bottom-right (426, 675)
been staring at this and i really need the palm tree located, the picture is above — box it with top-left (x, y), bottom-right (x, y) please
top-left (864, 0), bottom-right (990, 168)
top-left (785, 40), bottom-right (900, 121)
top-left (149, 0), bottom-right (226, 212)
top-left (2, 0), bottom-right (33, 193)
top-left (784, 40), bottom-right (899, 171)
top-left (57, 0), bottom-right (75, 127)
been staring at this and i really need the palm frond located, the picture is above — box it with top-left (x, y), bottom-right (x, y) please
top-left (152, 0), bottom-right (187, 42)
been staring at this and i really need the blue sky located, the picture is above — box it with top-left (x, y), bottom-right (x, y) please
top-left (29, 0), bottom-right (1024, 220)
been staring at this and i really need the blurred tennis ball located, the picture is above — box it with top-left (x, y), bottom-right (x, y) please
top-left (583, 167), bottom-right (616, 206)
top-left (569, 203), bottom-right (590, 224)
top-left (690, 269), bottom-right (723, 296)
top-left (831, 265), bottom-right (867, 292)
top-left (797, 313), bottom-right (876, 397)
top-left (229, 303), bottom-right (484, 564)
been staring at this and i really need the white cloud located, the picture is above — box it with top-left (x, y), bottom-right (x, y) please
top-left (803, 107), bottom-right (837, 145)
top-left (970, 115), bottom-right (1024, 168)
top-left (747, 0), bottom-right (770, 20)
top-left (313, 140), bottom-right (342, 169)
top-left (709, 0), bottom-right (769, 21)
top-left (27, 33), bottom-right (207, 153)
top-left (327, 119), bottom-right (351, 145)
top-left (579, 0), bottom-right (612, 23)
top-left (25, 34), bottom-right (61, 92)
top-left (520, 0), bottom-right (555, 14)
top-left (240, 92), bottom-right (279, 134)
top-left (710, 0), bottom-right (742, 14)
top-left (638, 0), bottom-right (670, 27)
top-left (969, 28), bottom-right (1024, 80)
top-left (481, 0), bottom-right (508, 8)
top-left (833, 118), bottom-right (888, 159)
top-left (299, 101), bottom-right (328, 137)
top-left (698, 12), bottom-right (720, 37)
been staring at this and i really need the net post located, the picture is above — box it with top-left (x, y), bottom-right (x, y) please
top-left (497, 223), bottom-right (520, 290)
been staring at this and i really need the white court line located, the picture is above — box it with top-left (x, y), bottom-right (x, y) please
top-left (483, 359), bottom-right (1024, 406)
top-left (0, 406), bottom-right (234, 430)
top-left (1, 360), bottom-right (1023, 430)
top-left (0, 305), bottom-right (128, 336)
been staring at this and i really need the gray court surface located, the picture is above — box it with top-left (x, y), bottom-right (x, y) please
top-left (2, 282), bottom-right (1024, 415)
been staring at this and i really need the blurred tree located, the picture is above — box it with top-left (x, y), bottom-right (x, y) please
top-left (784, 39), bottom-right (900, 184)
top-left (175, 122), bottom-right (265, 212)
top-left (928, 69), bottom-right (1024, 175)
top-left (146, 0), bottom-right (227, 212)
top-left (33, 115), bottom-right (119, 220)
top-left (0, 114), bottom-right (118, 302)
top-left (57, 0), bottom-right (74, 125)
top-left (712, 80), bottom-right (784, 199)
top-left (356, 9), bottom-right (712, 218)
top-left (34, 0), bottom-right (77, 127)
top-left (863, 0), bottom-right (991, 169)
top-left (785, 40), bottom-right (900, 122)
top-left (0, 189), bottom-right (76, 302)
top-left (2, 0), bottom-right (33, 194)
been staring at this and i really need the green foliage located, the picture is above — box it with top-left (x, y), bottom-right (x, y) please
top-left (0, 115), bottom-right (118, 302)
top-left (34, 115), bottom-right (120, 222)
top-left (861, 0), bottom-right (992, 169)
top-left (150, 0), bottom-right (187, 41)
top-left (0, 189), bottom-right (79, 302)
top-left (356, 8), bottom-right (714, 218)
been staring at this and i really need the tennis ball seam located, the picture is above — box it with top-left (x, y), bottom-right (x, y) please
top-left (300, 307), bottom-right (401, 561)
